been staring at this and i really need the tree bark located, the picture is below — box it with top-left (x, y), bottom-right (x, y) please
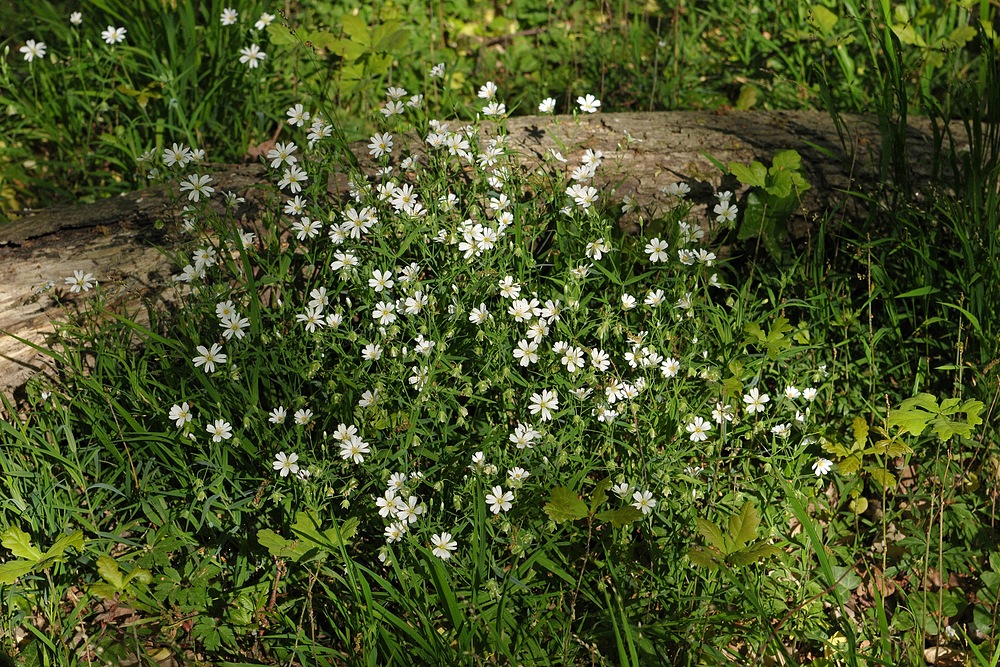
top-left (0, 110), bottom-right (971, 399)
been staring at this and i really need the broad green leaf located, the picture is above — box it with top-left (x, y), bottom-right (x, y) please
top-left (326, 37), bottom-right (367, 61)
top-left (852, 417), bottom-right (869, 450)
top-left (97, 555), bottom-right (124, 590)
top-left (766, 168), bottom-right (794, 199)
top-left (374, 25), bottom-right (409, 52)
top-left (590, 478), bottom-right (612, 514)
top-left (868, 467), bottom-right (897, 492)
top-left (543, 487), bottom-right (588, 523)
top-left (594, 506), bottom-right (643, 528)
top-left (256, 529), bottom-right (304, 560)
top-left (770, 149), bottom-right (802, 172)
top-left (945, 24), bottom-right (977, 48)
top-left (122, 567), bottom-right (153, 588)
top-left (688, 546), bottom-right (722, 569)
top-left (729, 160), bottom-right (767, 188)
top-left (340, 14), bottom-right (371, 46)
top-left (1, 527), bottom-right (42, 562)
top-left (810, 5), bottom-right (839, 34)
top-left (266, 23), bottom-right (296, 46)
top-left (44, 531), bottom-right (85, 562)
top-left (695, 517), bottom-right (728, 552)
top-left (728, 541), bottom-right (782, 566)
top-left (304, 30), bottom-right (343, 51)
top-left (838, 453), bottom-right (862, 475)
top-left (735, 85), bottom-right (758, 111)
top-left (0, 560), bottom-right (36, 584)
top-left (728, 501), bottom-right (761, 548)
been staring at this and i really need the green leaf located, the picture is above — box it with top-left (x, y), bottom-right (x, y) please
top-left (810, 5), bottom-right (839, 34)
top-left (728, 501), bottom-right (761, 549)
top-left (687, 546), bottom-right (722, 569)
top-left (590, 478), bottom-right (612, 514)
top-left (728, 541), bottom-right (782, 566)
top-left (543, 487), bottom-right (589, 523)
top-left (266, 23), bottom-right (296, 46)
top-left (373, 23), bottom-right (409, 52)
top-left (852, 417), bottom-right (869, 450)
top-left (43, 531), bottom-right (85, 562)
top-left (770, 149), bottom-right (802, 172)
top-left (0, 559), bottom-right (36, 585)
top-left (97, 555), bottom-right (124, 590)
top-left (729, 160), bottom-right (767, 188)
top-left (695, 518), bottom-right (728, 552)
top-left (594, 506), bottom-right (643, 528)
top-left (340, 14), bottom-right (371, 45)
top-left (868, 467), bottom-right (897, 492)
top-left (326, 37), bottom-right (368, 61)
top-left (838, 453), bottom-right (862, 475)
top-left (1, 527), bottom-right (42, 562)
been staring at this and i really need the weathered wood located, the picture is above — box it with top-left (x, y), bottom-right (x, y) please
top-left (0, 110), bottom-right (971, 399)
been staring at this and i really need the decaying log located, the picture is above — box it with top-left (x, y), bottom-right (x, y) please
top-left (0, 110), bottom-right (972, 399)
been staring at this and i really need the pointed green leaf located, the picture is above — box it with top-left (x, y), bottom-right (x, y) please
top-left (97, 555), bottom-right (124, 590)
top-left (594, 506), bottom-right (643, 528)
top-left (1, 527), bottom-right (42, 562)
top-left (340, 14), bottom-right (371, 45)
top-left (868, 467), bottom-right (897, 492)
top-left (810, 5), bottom-right (839, 34)
top-left (44, 531), bottom-right (85, 562)
top-left (838, 453), bottom-right (862, 475)
top-left (729, 161), bottom-right (767, 188)
top-left (728, 541), bottom-right (782, 566)
top-left (543, 487), bottom-right (589, 523)
top-left (695, 517), bottom-right (728, 552)
top-left (770, 149), bottom-right (802, 172)
top-left (590, 478), bottom-right (612, 514)
top-left (266, 23), bottom-right (296, 46)
top-left (852, 417), bottom-right (869, 450)
top-left (0, 560), bottom-right (36, 585)
top-left (688, 546), bottom-right (722, 569)
top-left (728, 501), bottom-right (761, 548)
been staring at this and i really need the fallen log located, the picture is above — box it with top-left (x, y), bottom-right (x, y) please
top-left (0, 110), bottom-right (972, 399)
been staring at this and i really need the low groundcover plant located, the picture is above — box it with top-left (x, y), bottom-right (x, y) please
top-left (1, 15), bottom-right (993, 667)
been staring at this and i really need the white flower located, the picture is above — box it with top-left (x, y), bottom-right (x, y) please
top-left (179, 174), bottom-right (215, 202)
top-left (513, 339), bottom-right (539, 367)
top-left (70, 12), bottom-right (82, 26)
top-left (663, 182), bottom-right (690, 198)
top-left (528, 389), bottom-right (559, 422)
top-left (294, 408), bottom-right (313, 426)
top-left (714, 201), bottom-right (738, 224)
top-left (220, 8), bottom-right (238, 25)
top-left (612, 482), bottom-right (632, 499)
top-left (577, 94), bottom-right (601, 113)
top-left (560, 347), bottom-right (585, 373)
top-left (469, 304), bottom-right (489, 325)
top-left (376, 489), bottom-right (397, 518)
top-left (478, 81), bottom-right (498, 99)
top-left (372, 301), bottom-right (397, 326)
top-left (65, 270), bottom-right (95, 293)
top-left (538, 97), bottom-right (557, 113)
top-left (485, 486), bottom-right (514, 514)
top-left (101, 26), bottom-right (127, 45)
top-left (771, 423), bottom-right (792, 438)
top-left (362, 343), bottom-right (382, 361)
top-left (743, 387), bottom-right (770, 414)
top-left (660, 358), bottom-right (680, 378)
top-left (686, 417), bottom-right (712, 442)
top-left (239, 44), bottom-right (266, 68)
top-left (254, 12), bottom-right (275, 30)
top-left (206, 419), bottom-right (233, 442)
top-left (267, 141), bottom-right (298, 168)
top-left (192, 343), bottom-right (226, 373)
top-left (431, 532), bottom-right (457, 559)
top-left (368, 132), bottom-right (393, 158)
top-left (19, 40), bottom-right (47, 62)
top-left (269, 407), bottom-right (286, 424)
top-left (278, 165), bottom-right (308, 193)
top-left (784, 386), bottom-right (802, 400)
top-left (273, 451), bottom-right (300, 477)
top-left (632, 490), bottom-right (656, 515)
top-left (340, 436), bottom-right (372, 464)
top-left (812, 458), bottom-right (833, 476)
top-left (590, 348), bottom-right (611, 372)
top-left (621, 293), bottom-right (637, 310)
top-left (286, 104), bottom-right (310, 127)
top-left (508, 467), bottom-right (530, 483)
top-left (163, 142), bottom-right (194, 167)
top-left (220, 314), bottom-right (250, 340)
top-left (803, 387), bottom-right (818, 401)
top-left (394, 495), bottom-right (424, 524)
top-left (168, 402), bottom-right (193, 428)
top-left (369, 269), bottom-right (394, 293)
top-left (644, 237), bottom-right (670, 263)
top-left (429, 63), bottom-right (446, 78)
top-left (498, 276), bottom-right (521, 299)
top-left (585, 238), bottom-right (610, 260)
